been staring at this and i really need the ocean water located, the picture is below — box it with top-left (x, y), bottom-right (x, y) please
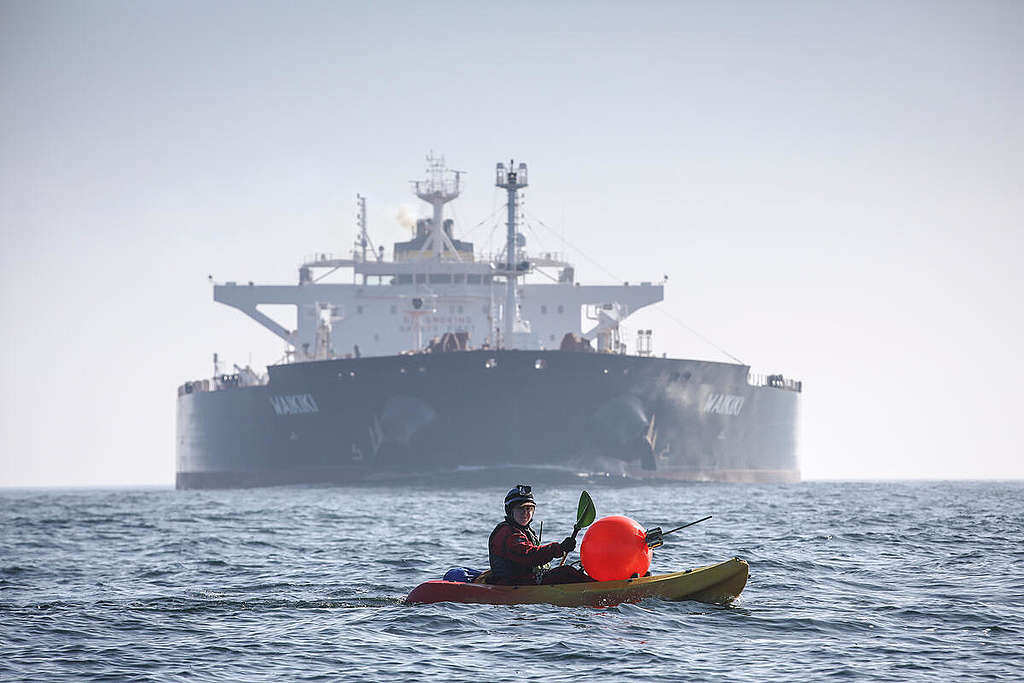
top-left (1, 481), bottom-right (1021, 682)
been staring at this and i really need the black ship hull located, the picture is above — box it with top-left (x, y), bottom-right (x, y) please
top-left (175, 350), bottom-right (800, 489)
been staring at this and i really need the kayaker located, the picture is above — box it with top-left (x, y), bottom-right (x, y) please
top-left (487, 485), bottom-right (594, 585)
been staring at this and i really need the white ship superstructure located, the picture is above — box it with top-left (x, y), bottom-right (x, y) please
top-left (213, 154), bottom-right (663, 362)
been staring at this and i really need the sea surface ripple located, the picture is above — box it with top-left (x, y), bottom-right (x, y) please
top-left (1, 481), bottom-right (1022, 681)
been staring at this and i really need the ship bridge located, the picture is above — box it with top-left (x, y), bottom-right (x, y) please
top-left (213, 277), bottom-right (662, 359)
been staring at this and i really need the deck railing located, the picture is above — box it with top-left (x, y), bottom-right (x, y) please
top-left (748, 373), bottom-right (802, 393)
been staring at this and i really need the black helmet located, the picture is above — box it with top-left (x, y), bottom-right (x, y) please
top-left (504, 484), bottom-right (535, 514)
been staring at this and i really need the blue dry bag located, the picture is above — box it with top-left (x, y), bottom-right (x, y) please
top-left (443, 567), bottom-right (485, 583)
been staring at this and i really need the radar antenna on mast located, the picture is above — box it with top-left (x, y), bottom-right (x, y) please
top-left (495, 159), bottom-right (528, 345)
top-left (411, 152), bottom-right (464, 260)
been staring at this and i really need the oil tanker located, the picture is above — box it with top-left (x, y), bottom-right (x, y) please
top-left (175, 156), bottom-right (801, 489)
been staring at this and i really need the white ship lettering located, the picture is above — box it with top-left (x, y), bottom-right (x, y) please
top-left (703, 393), bottom-right (745, 416)
top-left (269, 393), bottom-right (320, 416)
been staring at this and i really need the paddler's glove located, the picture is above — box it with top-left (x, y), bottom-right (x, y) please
top-left (560, 536), bottom-right (576, 553)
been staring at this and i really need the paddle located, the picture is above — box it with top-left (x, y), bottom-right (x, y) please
top-left (644, 515), bottom-right (712, 549)
top-left (558, 490), bottom-right (596, 567)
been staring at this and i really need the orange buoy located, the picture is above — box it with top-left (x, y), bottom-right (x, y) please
top-left (580, 515), bottom-right (652, 581)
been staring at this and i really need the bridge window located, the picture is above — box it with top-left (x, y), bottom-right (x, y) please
top-left (468, 275), bottom-right (482, 284)
top-left (397, 275), bottom-right (413, 285)
top-left (557, 305), bottom-right (564, 314)
top-left (357, 305), bottom-right (364, 314)
top-left (429, 274), bottom-right (451, 284)
top-left (415, 274), bottom-right (426, 284)
top-left (454, 274), bottom-right (465, 283)
top-left (390, 304), bottom-right (397, 314)
top-left (541, 305), bottom-right (547, 314)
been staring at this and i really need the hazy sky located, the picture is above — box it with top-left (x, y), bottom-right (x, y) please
top-left (2, 1), bottom-right (1021, 486)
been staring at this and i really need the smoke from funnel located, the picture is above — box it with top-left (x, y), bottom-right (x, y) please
top-left (396, 205), bottom-right (417, 234)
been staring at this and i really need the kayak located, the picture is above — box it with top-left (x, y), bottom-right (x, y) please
top-left (405, 557), bottom-right (748, 607)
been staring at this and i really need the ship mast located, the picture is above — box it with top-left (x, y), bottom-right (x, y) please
top-left (412, 153), bottom-right (463, 260)
top-left (355, 193), bottom-right (369, 284)
top-left (496, 160), bottom-right (528, 346)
